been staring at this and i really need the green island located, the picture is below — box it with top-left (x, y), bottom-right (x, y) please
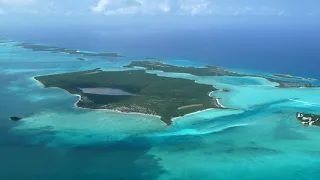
top-left (124, 61), bottom-right (244, 76)
top-left (125, 61), bottom-right (317, 88)
top-left (34, 69), bottom-right (220, 126)
top-left (16, 43), bottom-right (124, 58)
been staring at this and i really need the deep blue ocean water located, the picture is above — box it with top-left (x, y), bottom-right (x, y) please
top-left (3, 26), bottom-right (320, 77)
top-left (1, 27), bottom-right (320, 180)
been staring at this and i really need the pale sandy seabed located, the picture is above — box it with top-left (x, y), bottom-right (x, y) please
top-left (2, 40), bottom-right (320, 180)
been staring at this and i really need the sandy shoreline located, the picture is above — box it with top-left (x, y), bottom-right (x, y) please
top-left (171, 108), bottom-right (216, 121)
top-left (215, 98), bottom-right (225, 108)
top-left (32, 76), bottom-right (162, 119)
top-left (208, 91), bottom-right (225, 109)
top-left (74, 96), bottom-right (161, 119)
top-left (31, 76), bottom-right (227, 126)
top-left (31, 77), bottom-right (45, 88)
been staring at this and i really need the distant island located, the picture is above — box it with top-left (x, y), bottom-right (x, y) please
top-left (34, 68), bottom-right (221, 126)
top-left (124, 61), bottom-right (244, 77)
top-left (125, 61), bottom-right (317, 88)
top-left (16, 43), bottom-right (124, 58)
top-left (273, 73), bottom-right (317, 81)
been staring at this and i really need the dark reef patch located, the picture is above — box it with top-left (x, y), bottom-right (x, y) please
top-left (10, 117), bottom-right (23, 121)
top-left (222, 89), bottom-right (230, 92)
top-left (77, 58), bottom-right (87, 61)
top-left (226, 146), bottom-right (280, 155)
top-left (0, 137), bottom-right (166, 180)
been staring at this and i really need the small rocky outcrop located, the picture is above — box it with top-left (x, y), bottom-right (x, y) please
top-left (222, 89), bottom-right (230, 92)
top-left (10, 117), bottom-right (23, 121)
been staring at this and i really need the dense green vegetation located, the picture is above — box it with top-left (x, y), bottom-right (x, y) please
top-left (125, 61), bottom-right (318, 88)
top-left (35, 69), bottom-right (218, 126)
top-left (124, 61), bottom-right (244, 76)
top-left (34, 60), bottom-right (319, 126)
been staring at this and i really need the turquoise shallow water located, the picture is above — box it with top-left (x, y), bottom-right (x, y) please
top-left (1, 39), bottom-right (320, 180)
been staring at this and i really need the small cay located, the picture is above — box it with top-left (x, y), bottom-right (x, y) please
top-left (10, 117), bottom-right (23, 121)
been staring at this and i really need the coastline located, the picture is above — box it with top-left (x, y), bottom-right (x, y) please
top-left (31, 77), bottom-right (45, 88)
top-left (31, 77), bottom-right (162, 119)
top-left (171, 108), bottom-right (215, 122)
top-left (31, 76), bottom-right (226, 126)
top-left (73, 96), bottom-right (162, 120)
top-left (208, 91), bottom-right (226, 109)
top-left (215, 98), bottom-right (225, 108)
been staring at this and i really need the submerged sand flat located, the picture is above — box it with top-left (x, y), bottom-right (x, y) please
top-left (3, 39), bottom-right (320, 180)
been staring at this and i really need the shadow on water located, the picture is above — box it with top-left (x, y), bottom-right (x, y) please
top-left (0, 136), bottom-right (166, 180)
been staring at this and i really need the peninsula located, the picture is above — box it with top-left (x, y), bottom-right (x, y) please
top-left (34, 69), bottom-right (219, 126)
